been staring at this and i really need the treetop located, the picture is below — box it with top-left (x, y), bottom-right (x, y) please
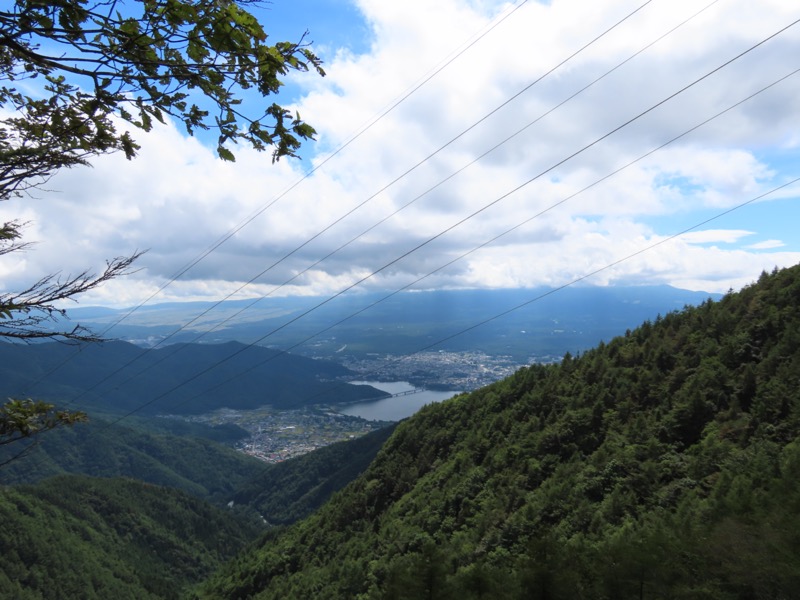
top-left (0, 0), bottom-right (325, 200)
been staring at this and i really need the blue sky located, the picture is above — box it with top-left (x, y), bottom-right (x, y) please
top-left (1, 0), bottom-right (798, 307)
top-left (265, 0), bottom-right (372, 55)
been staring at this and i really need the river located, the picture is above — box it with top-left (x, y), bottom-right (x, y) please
top-left (340, 381), bottom-right (461, 421)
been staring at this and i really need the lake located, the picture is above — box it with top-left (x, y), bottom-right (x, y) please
top-left (340, 381), bottom-right (461, 421)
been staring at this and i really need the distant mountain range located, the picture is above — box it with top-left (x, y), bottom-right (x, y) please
top-left (64, 285), bottom-right (722, 362)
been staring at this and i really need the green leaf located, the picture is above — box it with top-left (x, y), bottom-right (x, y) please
top-left (217, 146), bottom-right (235, 162)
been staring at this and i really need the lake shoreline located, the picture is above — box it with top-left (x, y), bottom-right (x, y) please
top-left (337, 381), bottom-right (461, 422)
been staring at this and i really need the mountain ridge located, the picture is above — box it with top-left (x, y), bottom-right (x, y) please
top-left (0, 339), bottom-right (389, 416)
top-left (63, 285), bottom-right (721, 361)
top-left (0, 417), bottom-right (263, 502)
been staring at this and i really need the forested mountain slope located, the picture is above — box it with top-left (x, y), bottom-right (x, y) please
top-left (0, 419), bottom-right (265, 503)
top-left (198, 265), bottom-right (800, 599)
top-left (0, 475), bottom-right (261, 599)
top-left (1, 422), bottom-right (395, 598)
top-left (231, 424), bottom-right (397, 525)
top-left (0, 340), bottom-right (388, 416)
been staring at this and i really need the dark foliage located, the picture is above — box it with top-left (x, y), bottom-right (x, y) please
top-left (0, 417), bottom-right (264, 503)
top-left (0, 340), bottom-right (389, 416)
top-left (0, 474), bottom-right (261, 599)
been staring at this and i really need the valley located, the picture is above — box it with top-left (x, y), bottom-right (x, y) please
top-left (2, 270), bottom-right (798, 599)
top-left (157, 348), bottom-right (525, 463)
top-left (3, 2), bottom-right (796, 597)
top-left (198, 265), bottom-right (800, 600)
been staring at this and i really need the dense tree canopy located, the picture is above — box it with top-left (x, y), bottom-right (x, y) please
top-left (0, 474), bottom-right (261, 599)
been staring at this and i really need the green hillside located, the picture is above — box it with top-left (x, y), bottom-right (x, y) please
top-left (0, 475), bottom-right (261, 599)
top-left (1, 420), bottom-right (397, 598)
top-left (197, 265), bottom-right (800, 599)
top-left (0, 418), bottom-right (264, 503)
top-left (0, 340), bottom-right (389, 416)
top-left (232, 424), bottom-right (397, 525)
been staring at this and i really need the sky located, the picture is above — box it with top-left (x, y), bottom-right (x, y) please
top-left (2, 0), bottom-right (799, 309)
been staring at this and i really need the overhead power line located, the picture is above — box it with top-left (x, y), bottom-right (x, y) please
top-left (89, 0), bottom-right (534, 339)
top-left (44, 0), bottom-right (661, 406)
top-left (201, 173), bottom-right (800, 489)
top-left (109, 0), bottom-right (656, 341)
top-left (95, 32), bottom-right (800, 420)
top-left (155, 65), bottom-right (800, 416)
top-left (18, 0), bottom-right (531, 395)
top-left (17, 9), bottom-right (799, 471)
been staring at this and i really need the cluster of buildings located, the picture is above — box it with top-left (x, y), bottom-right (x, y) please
top-left (341, 350), bottom-right (524, 391)
top-left (178, 406), bottom-right (388, 464)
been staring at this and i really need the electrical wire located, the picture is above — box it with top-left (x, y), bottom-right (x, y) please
top-left (12, 8), bottom-right (799, 470)
top-left (58, 12), bottom-right (799, 418)
top-left (80, 0), bottom-right (535, 339)
top-left (17, 0), bottom-right (532, 395)
top-left (43, 0), bottom-right (663, 408)
top-left (206, 173), bottom-right (800, 489)
top-left (152, 65), bottom-right (800, 416)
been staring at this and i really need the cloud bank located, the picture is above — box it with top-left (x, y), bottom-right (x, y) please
top-left (1, 0), bottom-right (799, 308)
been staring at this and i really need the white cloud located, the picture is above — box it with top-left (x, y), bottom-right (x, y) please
top-left (746, 239), bottom-right (785, 250)
top-left (3, 0), bottom-right (800, 309)
top-left (679, 230), bottom-right (755, 245)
